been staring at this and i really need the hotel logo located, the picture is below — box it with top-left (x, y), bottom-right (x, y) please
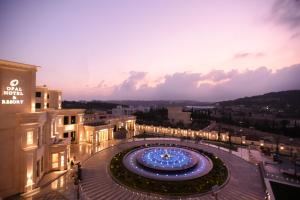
top-left (1, 79), bottom-right (24, 104)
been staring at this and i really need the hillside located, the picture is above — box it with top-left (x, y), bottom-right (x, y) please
top-left (62, 100), bottom-right (122, 112)
top-left (220, 90), bottom-right (300, 108)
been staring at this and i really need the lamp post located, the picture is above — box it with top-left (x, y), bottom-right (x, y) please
top-left (212, 185), bottom-right (219, 200)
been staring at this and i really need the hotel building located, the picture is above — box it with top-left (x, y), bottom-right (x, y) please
top-left (0, 59), bottom-right (136, 198)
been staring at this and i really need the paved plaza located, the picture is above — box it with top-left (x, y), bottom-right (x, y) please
top-left (80, 139), bottom-right (266, 200)
top-left (9, 140), bottom-right (124, 200)
top-left (12, 138), bottom-right (292, 200)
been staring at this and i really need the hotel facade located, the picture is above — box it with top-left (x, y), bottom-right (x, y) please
top-left (0, 60), bottom-right (136, 198)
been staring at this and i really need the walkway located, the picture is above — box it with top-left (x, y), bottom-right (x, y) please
top-left (80, 139), bottom-right (266, 200)
top-left (10, 140), bottom-right (124, 200)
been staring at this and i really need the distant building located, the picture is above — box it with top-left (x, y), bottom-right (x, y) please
top-left (112, 105), bottom-right (150, 116)
top-left (167, 106), bottom-right (191, 124)
top-left (84, 111), bottom-right (136, 143)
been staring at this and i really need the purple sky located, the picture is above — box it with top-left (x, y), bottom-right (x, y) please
top-left (0, 0), bottom-right (299, 101)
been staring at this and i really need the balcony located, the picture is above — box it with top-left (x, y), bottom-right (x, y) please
top-left (51, 137), bottom-right (71, 146)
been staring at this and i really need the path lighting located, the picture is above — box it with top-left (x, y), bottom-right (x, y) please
top-left (280, 146), bottom-right (284, 150)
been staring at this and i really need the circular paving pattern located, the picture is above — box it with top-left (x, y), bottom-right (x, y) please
top-left (110, 143), bottom-right (227, 195)
top-left (80, 139), bottom-right (266, 199)
top-left (123, 146), bottom-right (213, 181)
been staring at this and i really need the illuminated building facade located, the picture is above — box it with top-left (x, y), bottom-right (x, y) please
top-left (0, 59), bottom-right (136, 199)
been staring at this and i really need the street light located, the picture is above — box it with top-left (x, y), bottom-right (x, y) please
top-left (212, 185), bottom-right (219, 200)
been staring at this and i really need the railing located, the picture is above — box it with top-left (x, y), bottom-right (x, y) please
top-left (51, 137), bottom-right (71, 145)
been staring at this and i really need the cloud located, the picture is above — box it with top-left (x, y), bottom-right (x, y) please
top-left (71, 63), bottom-right (300, 102)
top-left (291, 32), bottom-right (300, 39)
top-left (272, 0), bottom-right (300, 29)
top-left (234, 52), bottom-right (265, 59)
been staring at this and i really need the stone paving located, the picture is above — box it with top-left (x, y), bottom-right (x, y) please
top-left (10, 140), bottom-right (124, 200)
top-left (9, 137), bottom-right (299, 200)
top-left (80, 139), bottom-right (266, 200)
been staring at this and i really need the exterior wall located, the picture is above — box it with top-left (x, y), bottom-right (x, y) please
top-left (0, 60), bottom-right (70, 198)
top-left (167, 106), bottom-right (191, 124)
top-left (84, 112), bottom-right (107, 124)
top-left (35, 86), bottom-right (62, 111)
top-left (136, 124), bottom-right (300, 154)
top-left (48, 90), bottom-right (62, 109)
top-left (84, 125), bottom-right (114, 145)
top-left (35, 86), bottom-right (48, 110)
top-left (0, 60), bottom-right (38, 198)
top-left (55, 110), bottom-right (85, 144)
top-left (112, 105), bottom-right (150, 116)
top-left (83, 116), bottom-right (136, 144)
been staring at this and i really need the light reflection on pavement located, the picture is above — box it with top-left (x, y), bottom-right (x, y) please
top-left (13, 139), bottom-right (125, 200)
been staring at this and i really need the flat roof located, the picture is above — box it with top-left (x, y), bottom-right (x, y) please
top-left (36, 85), bottom-right (62, 92)
top-left (0, 59), bottom-right (40, 71)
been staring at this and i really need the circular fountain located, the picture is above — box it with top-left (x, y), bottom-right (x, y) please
top-left (123, 145), bottom-right (213, 181)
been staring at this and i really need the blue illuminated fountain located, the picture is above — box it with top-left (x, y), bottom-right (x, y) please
top-left (136, 147), bottom-right (198, 171)
top-left (123, 145), bottom-right (213, 181)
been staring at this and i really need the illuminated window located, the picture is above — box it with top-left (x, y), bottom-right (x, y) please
top-left (60, 154), bottom-right (64, 167)
top-left (52, 153), bottom-right (59, 168)
top-left (27, 173), bottom-right (33, 186)
top-left (27, 131), bottom-right (33, 145)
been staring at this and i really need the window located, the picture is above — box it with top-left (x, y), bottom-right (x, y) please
top-left (52, 153), bottom-right (59, 168)
top-left (36, 92), bottom-right (41, 97)
top-left (71, 116), bottom-right (76, 124)
top-left (35, 103), bottom-right (41, 109)
top-left (37, 129), bottom-right (40, 147)
top-left (47, 94), bottom-right (50, 99)
top-left (63, 116), bottom-right (69, 125)
top-left (36, 160), bottom-right (40, 177)
top-left (63, 132), bottom-right (69, 138)
top-left (27, 131), bottom-right (33, 145)
top-left (71, 131), bottom-right (76, 142)
top-left (41, 156), bottom-right (44, 172)
top-left (47, 103), bottom-right (49, 108)
top-left (61, 154), bottom-right (64, 167)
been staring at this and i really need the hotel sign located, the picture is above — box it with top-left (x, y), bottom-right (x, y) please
top-left (1, 79), bottom-right (24, 104)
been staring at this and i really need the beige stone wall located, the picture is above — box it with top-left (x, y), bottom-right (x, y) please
top-left (48, 90), bottom-right (62, 109)
top-left (0, 60), bottom-right (38, 198)
top-left (167, 106), bottom-right (191, 124)
top-left (54, 109), bottom-right (85, 144)
top-left (0, 60), bottom-right (70, 198)
top-left (35, 86), bottom-right (62, 110)
top-left (136, 124), bottom-right (300, 155)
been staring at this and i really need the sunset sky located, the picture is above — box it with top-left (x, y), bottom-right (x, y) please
top-left (0, 0), bottom-right (299, 101)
